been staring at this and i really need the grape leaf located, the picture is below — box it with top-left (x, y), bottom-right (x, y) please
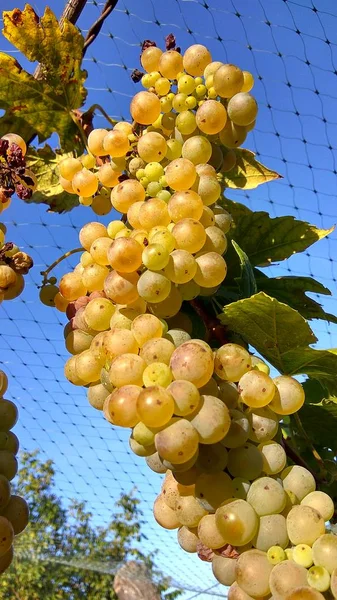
top-left (232, 240), bottom-right (257, 298)
top-left (299, 403), bottom-right (337, 452)
top-left (254, 272), bottom-right (337, 324)
top-left (221, 149), bottom-right (281, 189)
top-left (221, 199), bottom-right (333, 266)
top-left (220, 292), bottom-right (337, 394)
top-left (302, 378), bottom-right (337, 405)
top-left (0, 5), bottom-right (87, 151)
top-left (25, 146), bottom-right (79, 213)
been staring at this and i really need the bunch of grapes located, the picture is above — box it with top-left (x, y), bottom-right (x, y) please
top-left (58, 43), bottom-right (257, 214)
top-left (0, 224), bottom-right (33, 304)
top-left (48, 41), bottom-right (337, 597)
top-left (0, 369), bottom-right (29, 574)
top-left (0, 133), bottom-right (37, 206)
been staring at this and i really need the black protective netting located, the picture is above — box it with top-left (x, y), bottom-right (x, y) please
top-left (1, 0), bottom-right (337, 597)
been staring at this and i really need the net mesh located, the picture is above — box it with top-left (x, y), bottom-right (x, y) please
top-left (1, 0), bottom-right (337, 597)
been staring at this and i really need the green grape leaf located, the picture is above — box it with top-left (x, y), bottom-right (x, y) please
top-left (0, 5), bottom-right (87, 151)
top-left (299, 403), bottom-right (337, 452)
top-left (232, 240), bottom-right (257, 298)
top-left (221, 149), bottom-right (282, 189)
top-left (302, 378), bottom-right (337, 405)
top-left (25, 145), bottom-right (79, 213)
top-left (220, 292), bottom-right (337, 394)
top-left (220, 198), bottom-right (334, 267)
top-left (254, 272), bottom-right (337, 324)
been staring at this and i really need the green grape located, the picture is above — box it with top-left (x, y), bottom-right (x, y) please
top-left (83, 298), bottom-right (115, 331)
top-left (258, 441), bottom-right (287, 475)
top-left (140, 337), bottom-right (175, 366)
top-left (246, 476), bottom-right (286, 516)
top-left (194, 252), bottom-right (227, 287)
top-left (179, 281), bottom-right (201, 301)
top-left (137, 271), bottom-right (171, 303)
top-left (248, 406), bottom-right (279, 444)
top-left (238, 370), bottom-right (276, 408)
top-left (293, 544), bottom-right (313, 568)
top-left (221, 409), bottom-right (250, 448)
top-left (219, 119), bottom-right (247, 148)
top-left (213, 205), bottom-right (233, 233)
top-left (87, 382), bottom-right (109, 410)
top-left (281, 465), bottom-right (316, 501)
top-left (168, 189), bottom-right (203, 222)
top-left (143, 362), bottom-right (172, 387)
top-left (155, 76), bottom-right (171, 96)
top-left (176, 111), bottom-right (197, 135)
top-left (312, 534), bottom-right (337, 574)
top-left (142, 244), bottom-right (170, 271)
top-left (178, 74), bottom-right (196, 94)
top-left (106, 220), bottom-right (125, 239)
top-left (0, 451), bottom-right (18, 480)
top-left (213, 64), bottom-right (244, 97)
top-left (167, 380), bottom-right (200, 416)
top-left (129, 437), bottom-right (155, 457)
top-left (198, 514), bottom-right (227, 549)
top-left (227, 443), bottom-right (263, 480)
top-left (215, 500), bottom-right (258, 547)
top-left (165, 139), bottom-right (182, 161)
top-left (270, 376), bottom-right (305, 415)
top-left (269, 560), bottom-right (308, 600)
top-left (156, 189), bottom-right (171, 202)
top-left (170, 341), bottom-right (214, 388)
top-left (214, 343), bottom-right (252, 382)
top-left (0, 516), bottom-right (14, 557)
top-left (301, 491), bottom-right (334, 522)
top-left (146, 181), bottom-right (162, 197)
top-left (144, 161), bottom-right (164, 182)
top-left (196, 100), bottom-right (227, 135)
top-left (130, 91), bottom-right (161, 125)
top-left (251, 355), bottom-right (270, 374)
top-left (177, 526), bottom-right (198, 553)
top-left (227, 92), bottom-right (258, 126)
top-left (253, 514), bottom-right (288, 552)
top-left (109, 354), bottom-right (146, 388)
top-left (0, 474), bottom-right (10, 510)
top-left (173, 219), bottom-right (207, 253)
top-left (218, 381), bottom-right (239, 409)
top-left (193, 174), bottom-right (221, 206)
top-left (148, 285), bottom-right (183, 319)
top-left (196, 442), bottom-right (228, 473)
top-left (182, 135), bottom-right (212, 165)
top-left (132, 421), bottom-right (157, 447)
top-left (1, 494), bottom-right (29, 535)
top-left (287, 505), bottom-right (325, 546)
top-left (195, 471), bottom-right (234, 511)
top-left (308, 566), bottom-right (331, 593)
top-left (232, 477), bottom-right (251, 500)
top-left (137, 385), bottom-right (174, 428)
top-left (172, 92), bottom-right (188, 113)
top-left (267, 545), bottom-right (286, 565)
top-left (198, 377), bottom-right (218, 396)
top-left (155, 418), bottom-right (199, 464)
top-left (0, 400), bottom-right (18, 431)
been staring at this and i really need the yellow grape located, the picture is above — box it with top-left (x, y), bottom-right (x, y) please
top-left (140, 337), bottom-right (175, 366)
top-left (212, 555), bottom-right (237, 586)
top-left (214, 343), bottom-right (252, 382)
top-left (269, 375), bottom-right (305, 415)
top-left (300, 491), bottom-right (334, 522)
top-left (107, 237), bottom-right (143, 272)
top-left (190, 395), bottom-right (231, 444)
top-left (103, 130), bottom-right (129, 157)
top-left (104, 270), bottom-right (139, 305)
top-left (137, 132), bottom-right (167, 163)
top-left (172, 219), bottom-right (207, 253)
top-left (165, 159), bottom-right (197, 191)
top-left (83, 298), bottom-right (115, 331)
top-left (155, 418), bottom-right (199, 464)
top-left (177, 526), bottom-right (199, 553)
top-left (59, 157), bottom-right (82, 180)
top-left (59, 272), bottom-right (86, 301)
top-left (79, 222), bottom-right (108, 250)
top-left (167, 380), bottom-right (200, 416)
top-left (130, 91), bottom-right (161, 125)
top-left (87, 128), bottom-right (109, 156)
top-left (137, 385), bottom-right (174, 427)
top-left (194, 252), bottom-right (227, 287)
top-left (104, 385), bottom-right (141, 427)
top-left (141, 46), bottom-right (163, 72)
top-left (196, 100), bottom-right (227, 134)
top-left (109, 354), bottom-right (146, 388)
top-left (139, 198), bottom-right (170, 229)
top-left (111, 179), bottom-right (145, 213)
top-left (183, 44), bottom-right (212, 76)
top-left (235, 549), bottom-right (273, 597)
top-left (170, 341), bottom-right (214, 388)
top-left (72, 168), bottom-right (98, 197)
top-left (143, 362), bottom-right (172, 387)
top-left (82, 264), bottom-right (109, 292)
top-left (213, 64), bottom-right (244, 98)
top-left (153, 494), bottom-right (180, 530)
top-left (103, 328), bottom-right (139, 360)
top-left (0, 516), bottom-right (14, 558)
top-left (286, 505), bottom-right (325, 546)
top-left (168, 190), bottom-right (203, 222)
top-left (137, 271), bottom-right (171, 303)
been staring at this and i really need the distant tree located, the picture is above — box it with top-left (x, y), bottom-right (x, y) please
top-left (0, 450), bottom-right (180, 600)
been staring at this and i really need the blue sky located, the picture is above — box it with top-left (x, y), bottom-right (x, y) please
top-left (1, 0), bottom-right (337, 597)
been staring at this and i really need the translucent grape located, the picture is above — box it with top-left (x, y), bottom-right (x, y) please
top-left (312, 534), bottom-right (337, 574)
top-left (103, 328), bottom-right (139, 360)
top-left (87, 382), bottom-right (109, 410)
top-left (228, 92), bottom-right (258, 126)
top-left (130, 314), bottom-right (163, 347)
top-left (0, 516), bottom-right (14, 557)
top-left (182, 136), bottom-right (212, 165)
top-left (140, 337), bottom-right (175, 366)
top-left (104, 385), bottom-right (141, 427)
top-left (183, 44), bottom-right (212, 76)
top-left (158, 50), bottom-right (183, 79)
top-left (167, 380), bottom-right (200, 416)
top-left (111, 179), bottom-right (145, 213)
top-left (270, 560), bottom-right (308, 600)
top-left (104, 270), bottom-right (139, 305)
top-left (267, 545), bottom-right (286, 565)
top-left (300, 491), bottom-right (334, 522)
top-left (235, 549), bottom-right (273, 597)
top-left (248, 406), bottom-right (279, 443)
top-left (219, 120), bottom-right (247, 148)
top-left (196, 100), bottom-right (227, 134)
top-left (227, 443), bottom-right (263, 480)
top-left (83, 298), bottom-right (115, 332)
top-left (293, 544), bottom-right (313, 568)
top-left (177, 526), bottom-right (199, 553)
top-left (258, 441), bottom-right (287, 475)
top-left (246, 476), bottom-right (286, 516)
top-left (103, 130), bottom-right (129, 157)
top-left (269, 376), bottom-right (305, 415)
top-left (0, 399), bottom-right (18, 431)
top-left (213, 64), bottom-right (244, 98)
top-left (214, 343), bottom-right (252, 382)
top-left (238, 370), bottom-right (276, 408)
top-left (59, 157), bottom-right (82, 180)
top-left (130, 91), bottom-right (161, 125)
top-left (232, 477), bottom-right (251, 500)
top-left (170, 341), bottom-right (214, 388)
top-left (163, 250), bottom-right (197, 285)
top-left (197, 514), bottom-right (226, 549)
top-left (176, 111), bottom-right (197, 135)
top-left (107, 238), bottom-right (143, 273)
top-left (194, 252), bottom-right (227, 287)
top-left (307, 566), bottom-right (330, 593)
top-left (137, 385), bottom-right (174, 427)
top-left (241, 71), bottom-right (254, 93)
top-left (141, 46), bottom-right (163, 72)
top-left (165, 138), bottom-right (182, 161)
top-left (253, 514), bottom-right (288, 552)
top-left (107, 220), bottom-right (126, 239)
top-left (155, 418), bottom-right (199, 464)
top-left (287, 505), bottom-right (325, 546)
top-left (202, 226), bottom-right (227, 254)
top-left (75, 350), bottom-right (102, 383)
top-left (173, 219), bottom-right (207, 253)
top-left (148, 286), bottom-right (183, 319)
top-left (281, 465), bottom-right (316, 501)
top-left (137, 271), bottom-right (171, 303)
top-left (87, 128), bottom-right (109, 156)
top-left (72, 168), bottom-right (98, 197)
top-left (212, 555), bottom-right (237, 586)
top-left (143, 362), bottom-right (172, 387)
top-left (109, 354), bottom-right (146, 388)
top-left (0, 451), bottom-right (18, 480)
top-left (165, 158), bottom-right (197, 192)
top-left (139, 198), bottom-right (170, 229)
top-left (168, 190), bottom-right (203, 223)
top-left (215, 500), bottom-right (258, 546)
